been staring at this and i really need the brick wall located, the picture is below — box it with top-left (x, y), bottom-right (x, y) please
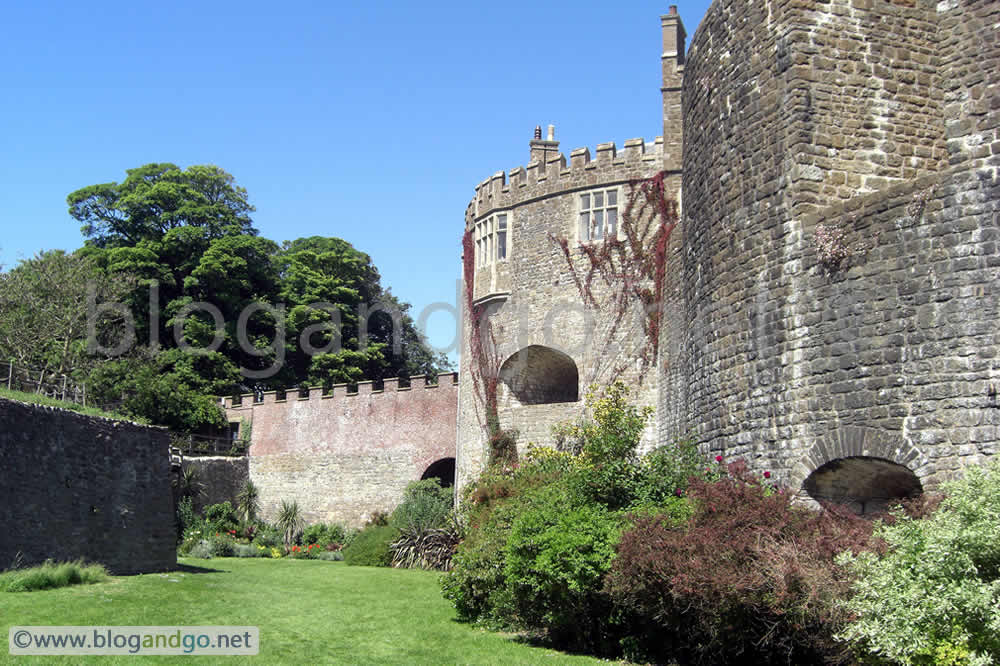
top-left (224, 375), bottom-right (458, 527)
top-left (0, 398), bottom-right (175, 574)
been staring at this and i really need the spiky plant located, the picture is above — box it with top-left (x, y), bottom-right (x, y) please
top-left (277, 500), bottom-right (304, 551)
top-left (236, 479), bottom-right (261, 525)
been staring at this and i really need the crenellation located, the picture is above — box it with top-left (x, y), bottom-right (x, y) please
top-left (467, 137), bottom-right (666, 226)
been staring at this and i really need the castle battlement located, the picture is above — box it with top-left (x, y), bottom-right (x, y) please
top-left (467, 135), bottom-right (665, 222)
top-left (221, 372), bottom-right (459, 410)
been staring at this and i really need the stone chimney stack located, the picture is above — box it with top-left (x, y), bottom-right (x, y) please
top-left (529, 124), bottom-right (560, 164)
top-left (661, 5), bottom-right (685, 171)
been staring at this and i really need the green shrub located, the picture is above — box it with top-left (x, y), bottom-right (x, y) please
top-left (175, 495), bottom-right (197, 543)
top-left (837, 460), bottom-right (1000, 665)
top-left (342, 525), bottom-right (399, 567)
top-left (444, 382), bottom-right (723, 658)
top-left (187, 540), bottom-right (214, 559)
top-left (232, 543), bottom-right (262, 558)
top-left (302, 522), bottom-right (347, 548)
top-left (252, 524), bottom-right (282, 549)
top-left (317, 551), bottom-right (344, 562)
top-left (391, 479), bottom-right (454, 532)
top-left (0, 560), bottom-right (109, 592)
top-left (502, 483), bottom-right (625, 654)
top-left (560, 382), bottom-right (653, 510)
top-left (203, 501), bottom-right (238, 534)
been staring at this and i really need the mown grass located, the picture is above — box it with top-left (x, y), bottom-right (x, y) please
top-left (0, 387), bottom-right (141, 423)
top-left (0, 560), bottom-right (109, 593)
top-left (1, 558), bottom-right (614, 665)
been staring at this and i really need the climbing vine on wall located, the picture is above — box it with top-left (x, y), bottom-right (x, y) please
top-left (550, 170), bottom-right (679, 384)
top-left (462, 229), bottom-right (516, 466)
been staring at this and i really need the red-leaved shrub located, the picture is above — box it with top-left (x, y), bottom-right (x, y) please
top-left (605, 461), bottom-right (882, 665)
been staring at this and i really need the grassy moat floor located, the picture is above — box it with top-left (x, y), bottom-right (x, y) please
top-left (2, 558), bottom-right (615, 665)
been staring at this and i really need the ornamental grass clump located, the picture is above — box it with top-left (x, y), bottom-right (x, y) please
top-left (0, 560), bottom-right (109, 592)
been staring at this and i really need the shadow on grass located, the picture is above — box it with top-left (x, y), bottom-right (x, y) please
top-left (173, 563), bottom-right (227, 574)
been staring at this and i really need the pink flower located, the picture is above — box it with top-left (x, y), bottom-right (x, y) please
top-left (763, 471), bottom-right (771, 479)
top-left (715, 455), bottom-right (723, 463)
top-left (675, 488), bottom-right (683, 496)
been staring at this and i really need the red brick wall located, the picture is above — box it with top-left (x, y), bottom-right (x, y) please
top-left (224, 374), bottom-right (457, 527)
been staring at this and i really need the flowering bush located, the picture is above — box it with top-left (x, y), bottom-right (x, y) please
top-left (288, 543), bottom-right (327, 559)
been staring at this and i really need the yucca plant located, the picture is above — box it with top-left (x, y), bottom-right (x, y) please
top-left (277, 500), bottom-right (304, 551)
top-left (236, 479), bottom-right (261, 525)
top-left (389, 515), bottom-right (462, 571)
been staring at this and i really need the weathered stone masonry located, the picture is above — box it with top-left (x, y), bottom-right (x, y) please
top-left (458, 0), bottom-right (999, 510)
top-left (224, 374), bottom-right (458, 527)
top-left (226, 2), bottom-right (997, 516)
top-left (0, 397), bottom-right (175, 574)
top-left (677, 0), bottom-right (999, 506)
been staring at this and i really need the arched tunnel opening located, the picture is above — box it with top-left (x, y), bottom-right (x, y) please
top-left (803, 456), bottom-right (922, 516)
top-left (421, 457), bottom-right (456, 488)
top-left (499, 345), bottom-right (579, 405)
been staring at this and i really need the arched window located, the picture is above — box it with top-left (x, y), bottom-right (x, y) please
top-left (499, 345), bottom-right (579, 404)
top-left (803, 456), bottom-right (922, 516)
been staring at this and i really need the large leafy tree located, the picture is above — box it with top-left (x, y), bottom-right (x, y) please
top-left (6, 163), bottom-right (455, 432)
top-left (67, 163), bottom-right (256, 247)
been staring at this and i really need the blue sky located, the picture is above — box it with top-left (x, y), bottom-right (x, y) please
top-left (0, 1), bottom-right (712, 356)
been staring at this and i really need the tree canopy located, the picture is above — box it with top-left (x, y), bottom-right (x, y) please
top-left (0, 163), bottom-right (450, 432)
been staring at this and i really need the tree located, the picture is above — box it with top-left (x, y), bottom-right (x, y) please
top-left (0, 250), bottom-right (134, 375)
top-left (56, 165), bottom-right (448, 430)
top-left (67, 163), bottom-right (256, 248)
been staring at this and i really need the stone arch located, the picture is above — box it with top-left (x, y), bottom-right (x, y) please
top-left (803, 457), bottom-right (923, 515)
top-left (421, 457), bottom-right (456, 488)
top-left (789, 426), bottom-right (930, 514)
top-left (499, 345), bottom-right (579, 405)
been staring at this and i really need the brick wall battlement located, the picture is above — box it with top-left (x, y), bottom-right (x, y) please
top-left (223, 373), bottom-right (458, 527)
top-left (221, 372), bottom-right (458, 409)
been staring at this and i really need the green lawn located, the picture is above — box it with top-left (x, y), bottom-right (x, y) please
top-left (2, 558), bottom-right (612, 665)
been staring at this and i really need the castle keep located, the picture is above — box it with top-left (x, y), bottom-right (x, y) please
top-left (224, 0), bottom-right (996, 519)
top-left (457, 0), bottom-right (999, 512)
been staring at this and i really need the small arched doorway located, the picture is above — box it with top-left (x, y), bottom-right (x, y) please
top-left (421, 457), bottom-right (456, 488)
top-left (803, 456), bottom-right (922, 515)
top-left (499, 345), bottom-right (579, 404)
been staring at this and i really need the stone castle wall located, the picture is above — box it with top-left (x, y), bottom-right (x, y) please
top-left (224, 375), bottom-right (458, 527)
top-left (456, 9), bottom-right (689, 494)
top-left (0, 398), bottom-right (175, 574)
top-left (179, 455), bottom-right (249, 515)
top-left (679, 0), bottom-right (999, 499)
top-left (458, 136), bottom-right (673, 492)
